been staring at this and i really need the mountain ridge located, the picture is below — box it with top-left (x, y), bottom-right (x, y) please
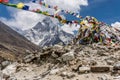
top-left (23, 17), bottom-right (74, 47)
top-left (0, 21), bottom-right (40, 61)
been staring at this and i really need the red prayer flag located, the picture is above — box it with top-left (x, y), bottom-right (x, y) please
top-left (3, 0), bottom-right (9, 3)
top-left (0, 0), bottom-right (3, 3)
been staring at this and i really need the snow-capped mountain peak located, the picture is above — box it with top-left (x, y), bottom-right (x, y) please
top-left (23, 17), bottom-right (74, 47)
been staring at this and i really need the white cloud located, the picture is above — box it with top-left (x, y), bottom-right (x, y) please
top-left (0, 2), bottom-right (50, 30)
top-left (111, 22), bottom-right (120, 30)
top-left (0, 0), bottom-right (88, 30)
top-left (61, 24), bottom-right (80, 34)
top-left (44, 0), bottom-right (88, 12)
top-left (0, 8), bottom-right (46, 30)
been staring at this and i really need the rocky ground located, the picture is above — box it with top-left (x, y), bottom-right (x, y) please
top-left (1, 43), bottom-right (120, 80)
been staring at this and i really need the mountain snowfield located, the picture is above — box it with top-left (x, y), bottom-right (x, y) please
top-left (22, 17), bottom-right (74, 47)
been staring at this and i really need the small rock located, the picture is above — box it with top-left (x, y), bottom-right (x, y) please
top-left (2, 62), bottom-right (18, 76)
top-left (113, 61), bottom-right (120, 70)
top-left (3, 74), bottom-right (10, 80)
top-left (69, 60), bottom-right (77, 65)
top-left (98, 75), bottom-right (109, 80)
top-left (54, 44), bottom-right (63, 49)
top-left (0, 71), bottom-right (3, 79)
top-left (61, 51), bottom-right (75, 61)
top-left (9, 75), bottom-right (17, 80)
top-left (89, 60), bottom-right (97, 66)
top-left (84, 47), bottom-right (97, 54)
top-left (90, 50), bottom-right (98, 54)
top-left (50, 69), bottom-right (60, 75)
top-left (72, 64), bottom-right (82, 72)
top-left (82, 60), bottom-right (89, 66)
top-left (67, 73), bottom-right (75, 79)
top-left (51, 52), bottom-right (59, 58)
top-left (0, 65), bottom-right (2, 70)
top-left (98, 52), bottom-right (109, 56)
top-left (1, 61), bottom-right (10, 69)
top-left (91, 66), bottom-right (110, 72)
top-left (50, 68), bottom-right (64, 75)
top-left (117, 70), bottom-right (120, 75)
top-left (106, 60), bottom-right (114, 65)
top-left (24, 54), bottom-right (35, 63)
top-left (114, 76), bottom-right (120, 79)
top-left (79, 66), bottom-right (90, 73)
top-left (61, 72), bottom-right (75, 79)
top-left (61, 72), bottom-right (67, 77)
top-left (25, 50), bottom-right (32, 54)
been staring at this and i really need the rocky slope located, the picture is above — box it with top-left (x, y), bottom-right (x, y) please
top-left (24, 17), bottom-right (74, 47)
top-left (1, 43), bottom-right (120, 80)
top-left (0, 21), bottom-right (40, 62)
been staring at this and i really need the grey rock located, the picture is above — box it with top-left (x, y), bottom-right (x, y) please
top-left (51, 52), bottom-right (59, 58)
top-left (0, 65), bottom-right (2, 70)
top-left (60, 72), bottom-right (67, 77)
top-left (97, 74), bottom-right (110, 80)
top-left (2, 62), bottom-right (18, 76)
top-left (0, 71), bottom-right (3, 80)
top-left (24, 54), bottom-right (35, 63)
top-left (83, 47), bottom-right (98, 54)
top-left (106, 60), bottom-right (114, 65)
top-left (113, 61), bottom-right (120, 70)
top-left (1, 61), bottom-right (10, 69)
top-left (89, 60), bottom-right (97, 66)
top-left (98, 51), bottom-right (109, 56)
top-left (9, 76), bottom-right (17, 80)
top-left (61, 72), bottom-right (75, 79)
top-left (113, 76), bottom-right (120, 80)
top-left (66, 73), bottom-right (75, 79)
top-left (61, 51), bottom-right (75, 61)
top-left (50, 68), bottom-right (64, 75)
top-left (89, 50), bottom-right (98, 54)
top-left (79, 66), bottom-right (90, 73)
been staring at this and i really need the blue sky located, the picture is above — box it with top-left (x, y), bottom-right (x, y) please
top-left (0, 0), bottom-right (120, 26)
top-left (81, 0), bottom-right (120, 24)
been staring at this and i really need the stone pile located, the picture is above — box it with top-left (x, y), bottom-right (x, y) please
top-left (1, 43), bottom-right (120, 80)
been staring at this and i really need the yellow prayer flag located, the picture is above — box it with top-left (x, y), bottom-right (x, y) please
top-left (45, 4), bottom-right (48, 8)
top-left (17, 3), bottom-right (24, 9)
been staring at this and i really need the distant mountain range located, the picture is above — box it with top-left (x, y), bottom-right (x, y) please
top-left (23, 17), bottom-right (74, 47)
